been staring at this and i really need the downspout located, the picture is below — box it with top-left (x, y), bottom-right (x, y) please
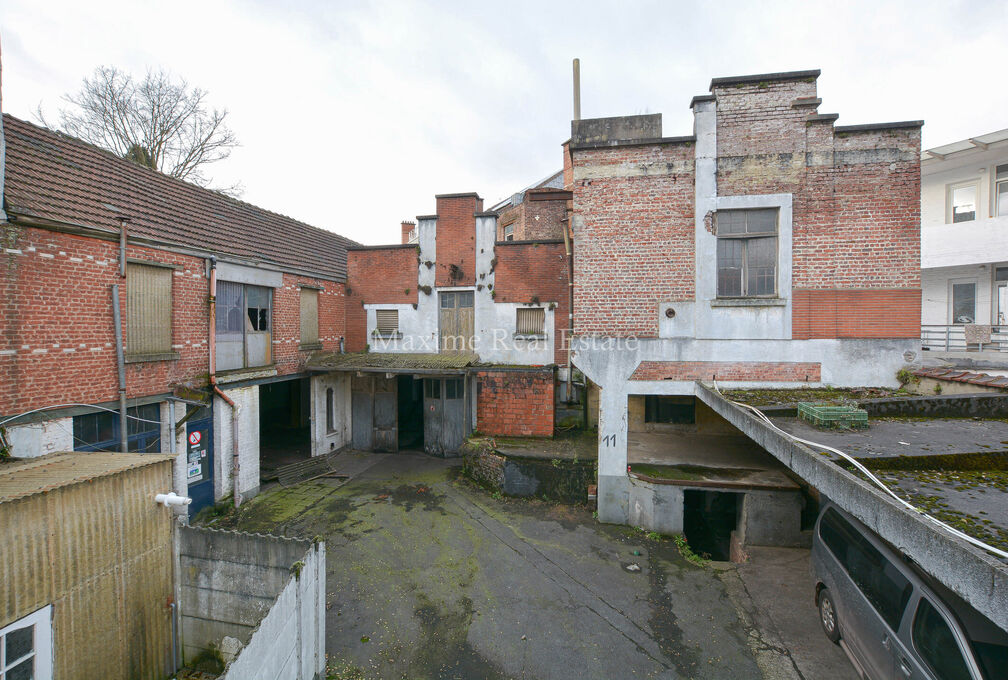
top-left (562, 216), bottom-right (574, 403)
top-left (111, 284), bottom-right (128, 452)
top-left (207, 256), bottom-right (242, 507)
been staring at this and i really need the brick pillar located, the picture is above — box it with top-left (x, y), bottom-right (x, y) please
top-left (401, 221), bottom-right (415, 244)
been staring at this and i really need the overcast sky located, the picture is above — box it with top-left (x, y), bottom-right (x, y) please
top-left (1, 1), bottom-right (1005, 244)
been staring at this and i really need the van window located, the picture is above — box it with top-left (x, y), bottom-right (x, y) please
top-left (819, 508), bottom-right (913, 630)
top-left (912, 599), bottom-right (971, 680)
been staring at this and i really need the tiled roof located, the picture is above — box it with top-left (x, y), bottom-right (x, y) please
top-left (2, 114), bottom-right (357, 281)
top-left (914, 368), bottom-right (1008, 390)
top-left (307, 351), bottom-right (478, 372)
top-left (0, 451), bottom-right (174, 503)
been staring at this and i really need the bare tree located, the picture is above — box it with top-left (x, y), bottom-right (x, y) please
top-left (37, 66), bottom-right (241, 194)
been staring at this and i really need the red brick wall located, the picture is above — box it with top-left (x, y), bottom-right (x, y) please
top-left (493, 241), bottom-right (570, 365)
top-left (571, 142), bottom-right (696, 337)
top-left (345, 246), bottom-right (419, 352)
top-left (435, 194), bottom-right (482, 287)
top-left (630, 361), bottom-right (821, 382)
top-left (0, 225), bottom-right (347, 415)
top-left (476, 369), bottom-right (554, 437)
top-left (0, 226), bottom-right (208, 414)
top-left (272, 273), bottom-right (346, 375)
top-left (792, 289), bottom-right (921, 339)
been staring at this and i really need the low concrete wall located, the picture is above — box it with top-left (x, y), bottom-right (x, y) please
top-left (695, 382), bottom-right (1008, 632)
top-left (179, 526), bottom-right (325, 679)
top-left (463, 446), bottom-right (596, 503)
top-left (759, 392), bottom-right (1008, 419)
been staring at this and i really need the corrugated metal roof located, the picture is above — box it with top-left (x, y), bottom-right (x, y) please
top-left (307, 351), bottom-right (478, 372)
top-left (0, 451), bottom-right (175, 503)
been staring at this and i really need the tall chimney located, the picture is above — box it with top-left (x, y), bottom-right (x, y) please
top-left (572, 58), bottom-right (581, 122)
top-left (401, 220), bottom-right (415, 244)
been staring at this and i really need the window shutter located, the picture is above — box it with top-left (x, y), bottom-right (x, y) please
top-left (126, 263), bottom-right (172, 355)
top-left (516, 307), bottom-right (545, 335)
top-left (376, 309), bottom-right (399, 334)
top-left (300, 288), bottom-right (319, 345)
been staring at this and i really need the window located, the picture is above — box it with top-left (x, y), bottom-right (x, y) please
top-left (375, 309), bottom-right (399, 336)
top-left (215, 282), bottom-right (272, 370)
top-left (716, 209), bottom-right (778, 297)
top-left (325, 387), bottom-right (336, 433)
top-left (951, 281), bottom-right (976, 324)
top-left (996, 164), bottom-right (1008, 218)
top-left (516, 307), bottom-right (545, 336)
top-left (73, 404), bottom-right (161, 452)
top-left (126, 262), bottom-right (172, 359)
top-left (948, 181), bottom-right (979, 223)
top-left (424, 379), bottom-right (441, 399)
top-left (503, 223), bottom-right (515, 241)
top-left (299, 287), bottom-right (320, 348)
top-left (445, 378), bottom-right (463, 400)
top-left (644, 396), bottom-right (695, 424)
top-left (1, 606), bottom-right (52, 680)
top-left (819, 508), bottom-right (913, 631)
top-left (912, 599), bottom-right (971, 680)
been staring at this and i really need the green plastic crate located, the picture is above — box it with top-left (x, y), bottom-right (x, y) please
top-left (797, 402), bottom-right (868, 430)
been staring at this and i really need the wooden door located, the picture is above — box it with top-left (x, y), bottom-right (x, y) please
top-left (439, 291), bottom-right (474, 354)
top-left (373, 376), bottom-right (397, 452)
top-left (423, 378), bottom-right (444, 455)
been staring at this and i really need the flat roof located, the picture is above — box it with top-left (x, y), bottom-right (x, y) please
top-left (0, 452), bottom-right (175, 503)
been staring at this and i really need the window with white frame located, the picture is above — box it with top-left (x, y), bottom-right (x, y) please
top-left (516, 307), bottom-right (545, 336)
top-left (1, 606), bottom-right (52, 680)
top-left (947, 181), bottom-right (979, 223)
top-left (996, 164), bottom-right (1008, 218)
top-left (375, 309), bottom-right (399, 336)
top-left (503, 223), bottom-right (515, 241)
top-left (716, 209), bottom-right (778, 297)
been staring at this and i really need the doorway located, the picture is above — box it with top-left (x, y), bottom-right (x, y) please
top-left (423, 377), bottom-right (467, 456)
top-left (259, 377), bottom-right (311, 480)
top-left (397, 375), bottom-right (424, 450)
top-left (186, 407), bottom-right (213, 518)
top-left (439, 291), bottom-right (474, 354)
top-left (351, 374), bottom-right (397, 452)
top-left (683, 490), bottom-right (741, 561)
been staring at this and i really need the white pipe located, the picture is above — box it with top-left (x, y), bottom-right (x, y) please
top-left (155, 492), bottom-right (192, 508)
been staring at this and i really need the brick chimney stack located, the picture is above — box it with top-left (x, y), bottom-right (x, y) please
top-left (401, 221), bottom-right (415, 244)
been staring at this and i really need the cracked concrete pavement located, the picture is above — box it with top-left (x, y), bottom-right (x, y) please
top-left (210, 454), bottom-right (852, 679)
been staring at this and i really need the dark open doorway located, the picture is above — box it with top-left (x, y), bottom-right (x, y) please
top-left (397, 375), bottom-right (424, 450)
top-left (683, 489), bottom-right (741, 562)
top-left (260, 377), bottom-right (311, 481)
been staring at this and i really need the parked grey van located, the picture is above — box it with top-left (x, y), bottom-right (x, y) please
top-left (811, 503), bottom-right (1008, 680)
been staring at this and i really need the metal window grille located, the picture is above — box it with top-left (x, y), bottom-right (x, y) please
top-left (300, 288), bottom-right (319, 344)
top-left (376, 309), bottom-right (399, 334)
top-left (126, 262), bottom-right (172, 355)
top-left (516, 307), bottom-right (545, 335)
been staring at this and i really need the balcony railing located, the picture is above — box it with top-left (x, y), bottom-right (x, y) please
top-left (921, 324), bottom-right (1008, 352)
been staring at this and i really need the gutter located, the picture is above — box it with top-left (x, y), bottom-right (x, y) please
top-left (207, 256), bottom-right (242, 507)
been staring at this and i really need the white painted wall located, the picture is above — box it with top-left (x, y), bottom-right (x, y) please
top-left (921, 264), bottom-right (994, 325)
top-left (213, 385), bottom-right (260, 501)
top-left (309, 373), bottom-right (350, 456)
top-left (4, 416), bottom-right (73, 458)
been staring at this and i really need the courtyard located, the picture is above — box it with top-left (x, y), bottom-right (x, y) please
top-left (203, 453), bottom-right (855, 680)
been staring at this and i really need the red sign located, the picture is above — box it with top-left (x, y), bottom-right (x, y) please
top-left (189, 431), bottom-right (202, 446)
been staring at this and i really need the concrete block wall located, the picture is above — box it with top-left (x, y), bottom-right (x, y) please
top-left (179, 526), bottom-right (325, 680)
top-left (3, 416), bottom-right (73, 458)
top-left (213, 385), bottom-right (260, 501)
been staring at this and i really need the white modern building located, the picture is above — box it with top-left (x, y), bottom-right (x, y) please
top-left (921, 129), bottom-right (1008, 351)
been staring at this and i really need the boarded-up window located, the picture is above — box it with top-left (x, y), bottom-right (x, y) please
top-left (376, 309), bottom-right (399, 335)
top-left (516, 307), bottom-right (545, 336)
top-left (126, 262), bottom-right (172, 357)
top-left (300, 288), bottom-right (319, 346)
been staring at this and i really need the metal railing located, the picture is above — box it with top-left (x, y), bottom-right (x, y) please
top-left (921, 324), bottom-right (1008, 352)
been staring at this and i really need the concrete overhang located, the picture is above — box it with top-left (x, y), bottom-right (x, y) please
top-left (694, 381), bottom-right (1008, 632)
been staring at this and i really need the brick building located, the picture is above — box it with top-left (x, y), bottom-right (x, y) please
top-left (566, 70), bottom-right (923, 525)
top-left (308, 191), bottom-right (571, 452)
top-left (0, 114), bottom-right (355, 513)
top-left (489, 170), bottom-right (569, 242)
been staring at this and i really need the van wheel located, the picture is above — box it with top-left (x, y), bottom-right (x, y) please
top-left (818, 588), bottom-right (841, 643)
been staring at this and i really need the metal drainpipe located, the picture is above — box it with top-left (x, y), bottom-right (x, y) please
top-left (111, 284), bottom-right (128, 452)
top-left (207, 256), bottom-right (242, 507)
top-left (561, 216), bottom-right (574, 403)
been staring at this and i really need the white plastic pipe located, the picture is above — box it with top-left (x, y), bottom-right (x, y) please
top-left (155, 492), bottom-right (192, 508)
